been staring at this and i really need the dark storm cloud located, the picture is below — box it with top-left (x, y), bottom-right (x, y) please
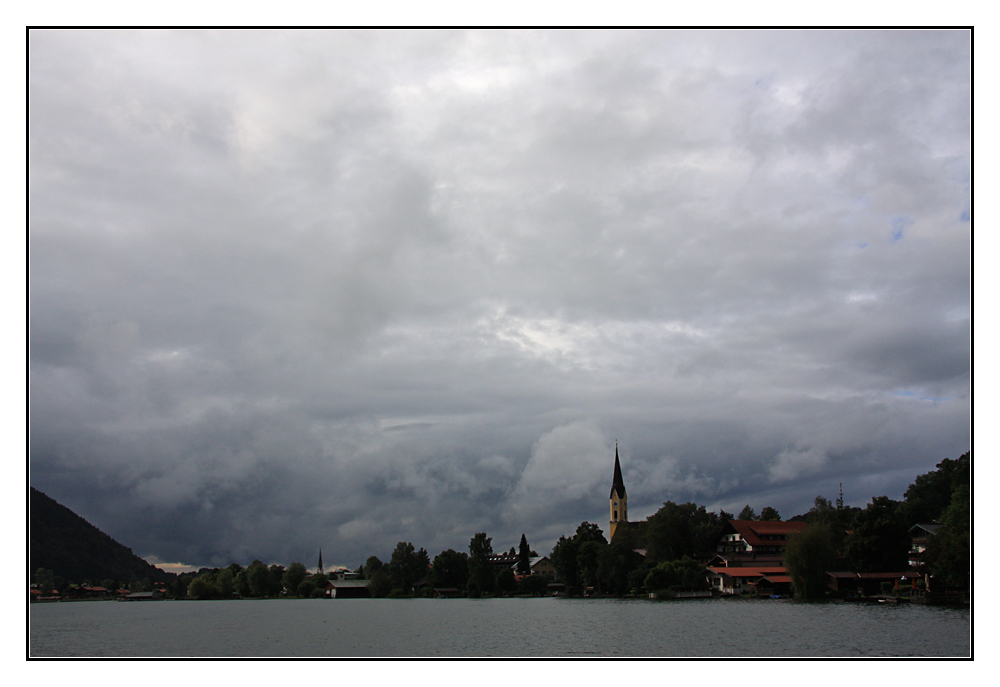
top-left (29, 29), bottom-right (969, 568)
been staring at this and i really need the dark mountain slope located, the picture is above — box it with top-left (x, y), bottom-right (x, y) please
top-left (30, 487), bottom-right (173, 584)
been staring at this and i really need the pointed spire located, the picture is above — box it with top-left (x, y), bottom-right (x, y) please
top-left (610, 443), bottom-right (626, 499)
top-left (318, 549), bottom-right (324, 575)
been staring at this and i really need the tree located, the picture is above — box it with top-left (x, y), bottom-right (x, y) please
top-left (597, 533), bottom-right (644, 596)
top-left (388, 542), bottom-right (421, 594)
top-left (216, 567), bottom-right (234, 598)
top-left (174, 575), bottom-right (192, 599)
top-left (364, 556), bottom-right (384, 580)
top-left (247, 560), bottom-right (270, 597)
top-left (574, 522), bottom-right (607, 544)
top-left (467, 532), bottom-right (495, 596)
top-left (643, 557), bottom-right (707, 594)
top-left (799, 495), bottom-right (855, 566)
top-left (898, 452), bottom-right (970, 526)
top-left (367, 570), bottom-right (392, 598)
top-left (297, 578), bottom-right (318, 598)
top-left (577, 540), bottom-right (606, 592)
top-left (432, 549), bottom-right (469, 590)
top-left (550, 535), bottom-right (579, 594)
top-left (645, 502), bottom-right (723, 564)
top-left (784, 524), bottom-right (835, 599)
top-left (738, 505), bottom-right (757, 521)
top-left (844, 496), bottom-right (909, 572)
top-left (283, 562), bottom-right (308, 595)
top-left (234, 569), bottom-right (251, 597)
top-left (187, 574), bottom-right (217, 600)
top-left (521, 574), bottom-right (550, 596)
top-left (495, 568), bottom-right (517, 596)
top-left (34, 568), bottom-right (55, 595)
top-left (268, 565), bottom-right (286, 596)
top-left (758, 506), bottom-right (781, 521)
top-left (550, 522), bottom-right (609, 595)
top-left (517, 534), bottom-right (532, 576)
top-left (924, 481), bottom-right (970, 587)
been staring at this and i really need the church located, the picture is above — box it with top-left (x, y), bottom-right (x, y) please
top-left (608, 443), bottom-right (629, 541)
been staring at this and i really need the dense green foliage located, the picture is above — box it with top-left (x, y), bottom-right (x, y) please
top-left (517, 534), bottom-right (532, 576)
top-left (387, 542), bottom-right (430, 594)
top-left (784, 524), bottom-right (836, 599)
top-left (644, 502), bottom-right (726, 564)
top-left (283, 562), bottom-right (308, 595)
top-left (29, 487), bottom-right (174, 585)
top-left (467, 532), bottom-right (495, 596)
top-left (431, 549), bottom-right (469, 589)
top-left (897, 452), bottom-right (969, 526)
top-left (844, 496), bottom-right (910, 572)
top-left (643, 557), bottom-right (707, 594)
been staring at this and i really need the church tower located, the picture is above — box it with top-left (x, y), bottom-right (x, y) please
top-left (609, 444), bottom-right (628, 541)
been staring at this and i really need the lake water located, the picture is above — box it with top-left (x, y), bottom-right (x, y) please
top-left (29, 597), bottom-right (970, 658)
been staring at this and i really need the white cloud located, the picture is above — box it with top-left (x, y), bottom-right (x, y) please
top-left (769, 446), bottom-right (829, 483)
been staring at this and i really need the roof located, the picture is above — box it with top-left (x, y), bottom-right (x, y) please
top-left (609, 445), bottom-right (626, 499)
top-left (726, 520), bottom-right (808, 547)
top-left (329, 580), bottom-right (369, 588)
top-left (856, 572), bottom-right (912, 580)
top-left (707, 566), bottom-right (787, 578)
top-left (909, 523), bottom-right (943, 536)
top-left (758, 575), bottom-right (793, 584)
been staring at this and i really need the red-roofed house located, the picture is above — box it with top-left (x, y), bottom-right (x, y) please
top-left (705, 566), bottom-right (787, 595)
top-left (716, 520), bottom-right (808, 565)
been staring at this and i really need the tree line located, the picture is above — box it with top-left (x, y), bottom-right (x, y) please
top-left (41, 451), bottom-right (966, 602)
top-left (783, 451), bottom-right (970, 598)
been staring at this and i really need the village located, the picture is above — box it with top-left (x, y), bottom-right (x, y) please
top-left (31, 448), bottom-right (969, 605)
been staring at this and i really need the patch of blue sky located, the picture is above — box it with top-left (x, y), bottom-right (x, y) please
top-left (960, 208), bottom-right (970, 222)
top-left (890, 216), bottom-right (912, 242)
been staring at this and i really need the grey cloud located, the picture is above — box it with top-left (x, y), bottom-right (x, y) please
top-left (30, 29), bottom-right (969, 568)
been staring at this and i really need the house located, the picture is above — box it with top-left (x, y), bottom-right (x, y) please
top-left (516, 556), bottom-right (556, 579)
top-left (486, 553), bottom-right (519, 573)
top-left (826, 571), bottom-right (859, 594)
top-left (753, 574), bottom-right (793, 597)
top-left (705, 566), bottom-right (787, 595)
top-left (855, 572), bottom-right (914, 597)
top-left (715, 520), bottom-right (808, 565)
top-left (325, 579), bottom-right (370, 599)
top-left (908, 523), bottom-right (942, 569)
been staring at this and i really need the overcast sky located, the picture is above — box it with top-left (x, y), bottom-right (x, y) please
top-left (29, 29), bottom-right (970, 572)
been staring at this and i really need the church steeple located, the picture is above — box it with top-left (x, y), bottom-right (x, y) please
top-left (609, 443), bottom-right (628, 540)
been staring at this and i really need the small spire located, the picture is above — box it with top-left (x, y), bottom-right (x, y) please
top-left (609, 443), bottom-right (626, 499)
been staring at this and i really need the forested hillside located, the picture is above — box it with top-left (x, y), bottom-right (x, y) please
top-left (30, 487), bottom-right (174, 585)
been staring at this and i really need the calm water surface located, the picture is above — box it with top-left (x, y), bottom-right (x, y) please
top-left (29, 597), bottom-right (970, 658)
